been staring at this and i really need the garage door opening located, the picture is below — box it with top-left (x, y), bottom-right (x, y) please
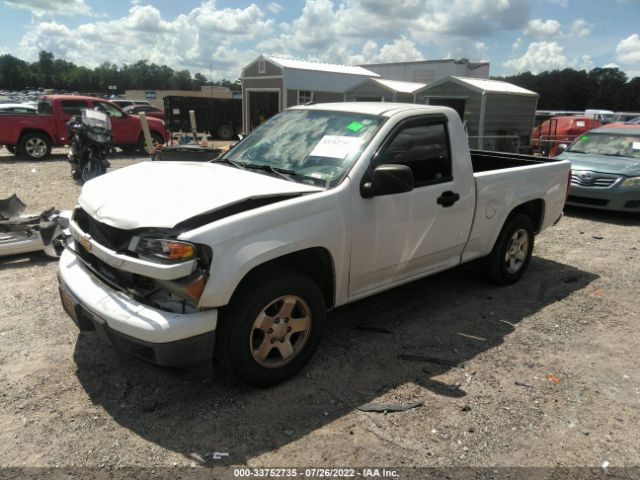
top-left (249, 91), bottom-right (280, 130)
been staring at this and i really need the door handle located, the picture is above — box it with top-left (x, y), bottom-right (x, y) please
top-left (437, 191), bottom-right (460, 207)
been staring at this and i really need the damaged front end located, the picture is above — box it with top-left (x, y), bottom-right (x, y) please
top-left (66, 207), bottom-right (212, 315)
top-left (0, 194), bottom-right (70, 258)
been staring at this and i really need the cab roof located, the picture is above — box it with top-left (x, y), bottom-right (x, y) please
top-left (289, 102), bottom-right (450, 117)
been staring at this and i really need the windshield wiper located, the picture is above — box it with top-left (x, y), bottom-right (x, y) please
top-left (243, 163), bottom-right (297, 182)
top-left (211, 156), bottom-right (245, 169)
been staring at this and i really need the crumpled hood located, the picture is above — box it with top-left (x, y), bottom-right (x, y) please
top-left (558, 152), bottom-right (640, 176)
top-left (79, 161), bottom-right (322, 229)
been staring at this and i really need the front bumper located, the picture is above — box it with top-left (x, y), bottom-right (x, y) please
top-left (58, 247), bottom-right (217, 366)
top-left (567, 184), bottom-right (640, 212)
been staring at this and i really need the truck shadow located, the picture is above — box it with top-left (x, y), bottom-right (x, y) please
top-left (73, 256), bottom-right (597, 465)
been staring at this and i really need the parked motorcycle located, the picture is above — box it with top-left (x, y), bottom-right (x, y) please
top-left (67, 109), bottom-right (112, 183)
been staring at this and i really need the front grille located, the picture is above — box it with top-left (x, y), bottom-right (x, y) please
top-left (74, 208), bottom-right (138, 252)
top-left (567, 195), bottom-right (609, 206)
top-left (571, 173), bottom-right (617, 188)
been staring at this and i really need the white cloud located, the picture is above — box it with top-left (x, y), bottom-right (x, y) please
top-left (512, 37), bottom-right (522, 51)
top-left (615, 33), bottom-right (640, 78)
top-left (4, 0), bottom-right (92, 17)
top-left (615, 33), bottom-right (640, 66)
top-left (349, 37), bottom-right (425, 64)
top-left (525, 19), bottom-right (561, 36)
top-left (569, 19), bottom-right (591, 38)
top-left (504, 41), bottom-right (568, 73)
top-left (17, 2), bottom-right (273, 79)
top-left (548, 0), bottom-right (568, 6)
top-left (267, 2), bottom-right (283, 13)
top-left (272, 0), bottom-right (527, 67)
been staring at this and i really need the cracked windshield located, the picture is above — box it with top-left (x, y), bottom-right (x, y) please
top-left (223, 110), bottom-right (384, 187)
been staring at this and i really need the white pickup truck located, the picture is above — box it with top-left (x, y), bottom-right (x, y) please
top-left (58, 103), bottom-right (571, 386)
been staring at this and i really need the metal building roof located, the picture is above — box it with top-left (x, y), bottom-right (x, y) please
top-left (419, 76), bottom-right (537, 97)
top-left (370, 78), bottom-right (426, 93)
top-left (263, 55), bottom-right (379, 77)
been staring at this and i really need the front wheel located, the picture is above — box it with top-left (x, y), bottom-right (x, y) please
top-left (216, 268), bottom-right (325, 387)
top-left (485, 213), bottom-right (535, 285)
top-left (80, 159), bottom-right (107, 184)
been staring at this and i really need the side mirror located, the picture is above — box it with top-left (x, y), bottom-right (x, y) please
top-left (361, 164), bottom-right (414, 198)
top-left (556, 143), bottom-right (568, 154)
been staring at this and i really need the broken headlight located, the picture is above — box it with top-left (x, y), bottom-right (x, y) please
top-left (129, 237), bottom-right (196, 262)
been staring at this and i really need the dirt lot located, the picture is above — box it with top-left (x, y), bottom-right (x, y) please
top-left (1, 146), bottom-right (639, 475)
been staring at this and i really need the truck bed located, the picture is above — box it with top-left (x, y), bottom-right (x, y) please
top-left (470, 149), bottom-right (560, 173)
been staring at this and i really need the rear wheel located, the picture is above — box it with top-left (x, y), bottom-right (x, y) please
top-left (19, 133), bottom-right (51, 160)
top-left (217, 124), bottom-right (234, 140)
top-left (485, 213), bottom-right (535, 285)
top-left (137, 132), bottom-right (164, 154)
top-left (216, 268), bottom-right (325, 387)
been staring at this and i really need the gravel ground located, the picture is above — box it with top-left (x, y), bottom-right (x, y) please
top-left (1, 146), bottom-right (639, 475)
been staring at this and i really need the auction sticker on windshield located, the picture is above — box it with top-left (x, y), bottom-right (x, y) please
top-left (310, 135), bottom-right (364, 159)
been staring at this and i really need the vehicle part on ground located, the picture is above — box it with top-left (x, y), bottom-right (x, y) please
top-left (19, 132), bottom-right (51, 160)
top-left (485, 213), bottom-right (535, 285)
top-left (0, 194), bottom-right (70, 258)
top-left (216, 268), bottom-right (325, 387)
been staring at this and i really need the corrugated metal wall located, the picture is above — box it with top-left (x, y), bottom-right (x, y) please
top-left (484, 93), bottom-right (537, 137)
top-left (417, 81), bottom-right (481, 136)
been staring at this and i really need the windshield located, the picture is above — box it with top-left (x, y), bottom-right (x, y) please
top-left (223, 109), bottom-right (385, 187)
top-left (567, 132), bottom-right (640, 159)
top-left (82, 108), bottom-right (111, 130)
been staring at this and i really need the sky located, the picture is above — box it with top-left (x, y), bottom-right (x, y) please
top-left (0, 0), bottom-right (639, 81)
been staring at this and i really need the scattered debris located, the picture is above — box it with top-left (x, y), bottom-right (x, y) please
top-left (601, 460), bottom-right (610, 469)
top-left (358, 400), bottom-right (424, 413)
top-left (355, 325), bottom-right (393, 334)
top-left (398, 354), bottom-right (457, 367)
top-left (0, 194), bottom-right (70, 258)
top-left (211, 452), bottom-right (229, 460)
top-left (592, 235), bottom-right (604, 240)
top-left (515, 381), bottom-right (534, 388)
top-left (461, 405), bottom-right (472, 412)
top-left (283, 429), bottom-right (295, 437)
top-left (188, 452), bottom-right (207, 465)
top-left (545, 374), bottom-right (561, 384)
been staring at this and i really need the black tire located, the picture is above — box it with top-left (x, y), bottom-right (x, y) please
top-left (80, 159), bottom-right (107, 184)
top-left (216, 267), bottom-right (325, 387)
top-left (19, 133), bottom-right (51, 160)
top-left (485, 213), bottom-right (535, 285)
top-left (217, 124), bottom-right (234, 140)
top-left (137, 132), bottom-right (164, 154)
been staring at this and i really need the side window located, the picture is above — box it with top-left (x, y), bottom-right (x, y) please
top-left (94, 102), bottom-right (124, 118)
top-left (258, 59), bottom-right (266, 74)
top-left (377, 122), bottom-right (452, 186)
top-left (60, 100), bottom-right (88, 115)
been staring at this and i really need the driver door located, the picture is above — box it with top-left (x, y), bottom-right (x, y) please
top-left (349, 115), bottom-right (474, 298)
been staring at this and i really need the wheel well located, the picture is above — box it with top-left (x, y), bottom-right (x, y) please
top-left (237, 248), bottom-right (336, 308)
top-left (510, 199), bottom-right (545, 233)
top-left (19, 129), bottom-right (52, 145)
